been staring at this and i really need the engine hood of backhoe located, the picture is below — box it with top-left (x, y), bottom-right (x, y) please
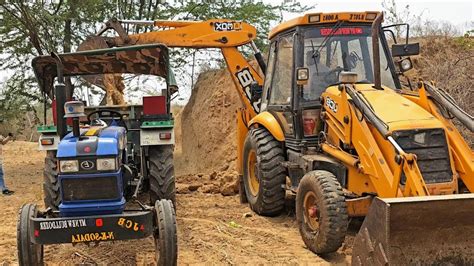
top-left (327, 84), bottom-right (444, 132)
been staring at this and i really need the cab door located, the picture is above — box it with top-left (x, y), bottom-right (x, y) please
top-left (260, 33), bottom-right (296, 142)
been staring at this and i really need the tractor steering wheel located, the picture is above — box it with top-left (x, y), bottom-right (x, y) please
top-left (87, 109), bottom-right (127, 131)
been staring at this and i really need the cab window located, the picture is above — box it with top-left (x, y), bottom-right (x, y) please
top-left (269, 34), bottom-right (294, 105)
top-left (260, 41), bottom-right (276, 111)
top-left (302, 26), bottom-right (397, 102)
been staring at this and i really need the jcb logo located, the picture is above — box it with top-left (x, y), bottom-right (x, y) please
top-left (326, 97), bottom-right (338, 113)
top-left (214, 22), bottom-right (241, 31)
top-left (117, 218), bottom-right (144, 232)
top-left (236, 68), bottom-right (260, 113)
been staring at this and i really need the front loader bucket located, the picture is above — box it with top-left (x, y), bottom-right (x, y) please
top-left (352, 195), bottom-right (474, 265)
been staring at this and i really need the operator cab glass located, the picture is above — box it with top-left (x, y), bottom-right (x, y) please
top-left (301, 25), bottom-right (397, 102)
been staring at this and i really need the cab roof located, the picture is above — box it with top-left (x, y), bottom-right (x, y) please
top-left (268, 11), bottom-right (381, 39)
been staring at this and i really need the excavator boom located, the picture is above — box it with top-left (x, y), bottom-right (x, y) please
top-left (88, 18), bottom-right (266, 116)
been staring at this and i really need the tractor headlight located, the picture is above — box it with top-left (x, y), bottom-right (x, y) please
top-left (97, 158), bottom-right (117, 171)
top-left (59, 160), bottom-right (79, 173)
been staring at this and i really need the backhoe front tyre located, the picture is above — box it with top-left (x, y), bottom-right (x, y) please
top-left (296, 170), bottom-right (348, 255)
top-left (243, 127), bottom-right (286, 216)
top-left (154, 199), bottom-right (177, 266)
top-left (43, 151), bottom-right (60, 210)
top-left (17, 204), bottom-right (43, 266)
top-left (149, 146), bottom-right (176, 207)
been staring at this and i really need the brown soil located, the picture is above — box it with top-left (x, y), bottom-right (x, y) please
top-left (175, 69), bottom-right (240, 175)
top-left (0, 141), bottom-right (352, 265)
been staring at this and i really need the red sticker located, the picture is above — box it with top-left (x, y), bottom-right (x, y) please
top-left (320, 27), bottom-right (363, 36)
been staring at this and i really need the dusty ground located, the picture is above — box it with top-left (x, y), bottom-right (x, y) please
top-left (0, 141), bottom-right (353, 265)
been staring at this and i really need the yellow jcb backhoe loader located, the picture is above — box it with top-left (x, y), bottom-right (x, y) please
top-left (79, 12), bottom-right (473, 264)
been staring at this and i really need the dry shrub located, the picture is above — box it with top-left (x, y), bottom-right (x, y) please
top-left (409, 36), bottom-right (473, 146)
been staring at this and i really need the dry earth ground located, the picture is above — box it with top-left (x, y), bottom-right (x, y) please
top-left (0, 141), bottom-right (353, 265)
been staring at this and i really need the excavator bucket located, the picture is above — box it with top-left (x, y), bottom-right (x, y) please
top-left (352, 195), bottom-right (474, 265)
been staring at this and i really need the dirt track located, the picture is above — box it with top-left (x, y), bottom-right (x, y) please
top-left (0, 141), bottom-right (352, 265)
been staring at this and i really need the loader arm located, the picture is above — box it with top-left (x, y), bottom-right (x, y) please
top-left (93, 18), bottom-right (265, 118)
top-left (322, 83), bottom-right (433, 197)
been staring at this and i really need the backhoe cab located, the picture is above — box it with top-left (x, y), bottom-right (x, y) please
top-left (241, 11), bottom-right (474, 264)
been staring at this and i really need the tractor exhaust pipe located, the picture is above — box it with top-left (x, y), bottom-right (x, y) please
top-left (51, 52), bottom-right (68, 139)
top-left (371, 13), bottom-right (383, 90)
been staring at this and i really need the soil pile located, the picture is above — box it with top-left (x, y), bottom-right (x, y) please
top-left (175, 68), bottom-right (240, 175)
top-left (176, 171), bottom-right (239, 196)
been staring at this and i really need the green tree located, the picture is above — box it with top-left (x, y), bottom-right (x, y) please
top-left (0, 0), bottom-right (310, 132)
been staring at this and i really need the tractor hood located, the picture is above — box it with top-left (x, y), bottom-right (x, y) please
top-left (57, 126), bottom-right (126, 158)
top-left (32, 44), bottom-right (169, 99)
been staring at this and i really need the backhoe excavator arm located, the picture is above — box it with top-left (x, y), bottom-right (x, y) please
top-left (93, 18), bottom-right (266, 117)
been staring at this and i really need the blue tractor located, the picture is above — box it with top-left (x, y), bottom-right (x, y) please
top-left (17, 44), bottom-right (177, 265)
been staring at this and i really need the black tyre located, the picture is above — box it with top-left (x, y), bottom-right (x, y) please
top-left (17, 204), bottom-right (43, 266)
top-left (148, 146), bottom-right (176, 206)
top-left (296, 170), bottom-right (348, 254)
top-left (154, 199), bottom-right (178, 266)
top-left (243, 127), bottom-right (286, 216)
top-left (43, 151), bottom-right (60, 210)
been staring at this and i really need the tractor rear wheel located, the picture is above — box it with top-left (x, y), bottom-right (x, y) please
top-left (154, 199), bottom-right (177, 266)
top-left (148, 146), bottom-right (176, 207)
top-left (243, 127), bottom-right (286, 216)
top-left (296, 170), bottom-right (348, 254)
top-left (17, 203), bottom-right (43, 266)
top-left (43, 151), bottom-right (60, 210)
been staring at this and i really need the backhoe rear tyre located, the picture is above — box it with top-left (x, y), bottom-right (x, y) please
top-left (243, 127), bottom-right (286, 216)
top-left (296, 170), bottom-right (348, 254)
top-left (149, 146), bottom-right (176, 207)
top-left (17, 203), bottom-right (43, 266)
top-left (43, 151), bottom-right (60, 210)
top-left (154, 199), bottom-right (177, 266)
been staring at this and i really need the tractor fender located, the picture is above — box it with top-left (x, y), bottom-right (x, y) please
top-left (248, 111), bottom-right (285, 142)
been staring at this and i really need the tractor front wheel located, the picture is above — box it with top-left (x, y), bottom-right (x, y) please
top-left (296, 170), bottom-right (348, 254)
top-left (242, 127), bottom-right (286, 216)
top-left (154, 199), bottom-right (177, 266)
top-left (148, 146), bottom-right (176, 207)
top-left (43, 151), bottom-right (60, 210)
top-left (17, 203), bottom-right (43, 266)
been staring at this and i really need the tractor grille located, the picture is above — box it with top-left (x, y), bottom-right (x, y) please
top-left (393, 128), bottom-right (452, 184)
top-left (61, 176), bottom-right (119, 201)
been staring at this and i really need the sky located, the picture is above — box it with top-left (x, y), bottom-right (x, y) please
top-left (281, 0), bottom-right (472, 29)
top-left (1, 1), bottom-right (472, 105)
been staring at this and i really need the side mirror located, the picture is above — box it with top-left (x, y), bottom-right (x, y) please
top-left (249, 81), bottom-right (262, 101)
top-left (296, 67), bottom-right (309, 86)
top-left (391, 43), bottom-right (420, 57)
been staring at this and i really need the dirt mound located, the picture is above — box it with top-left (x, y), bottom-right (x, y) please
top-left (175, 68), bottom-right (240, 175)
top-left (176, 171), bottom-right (239, 196)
